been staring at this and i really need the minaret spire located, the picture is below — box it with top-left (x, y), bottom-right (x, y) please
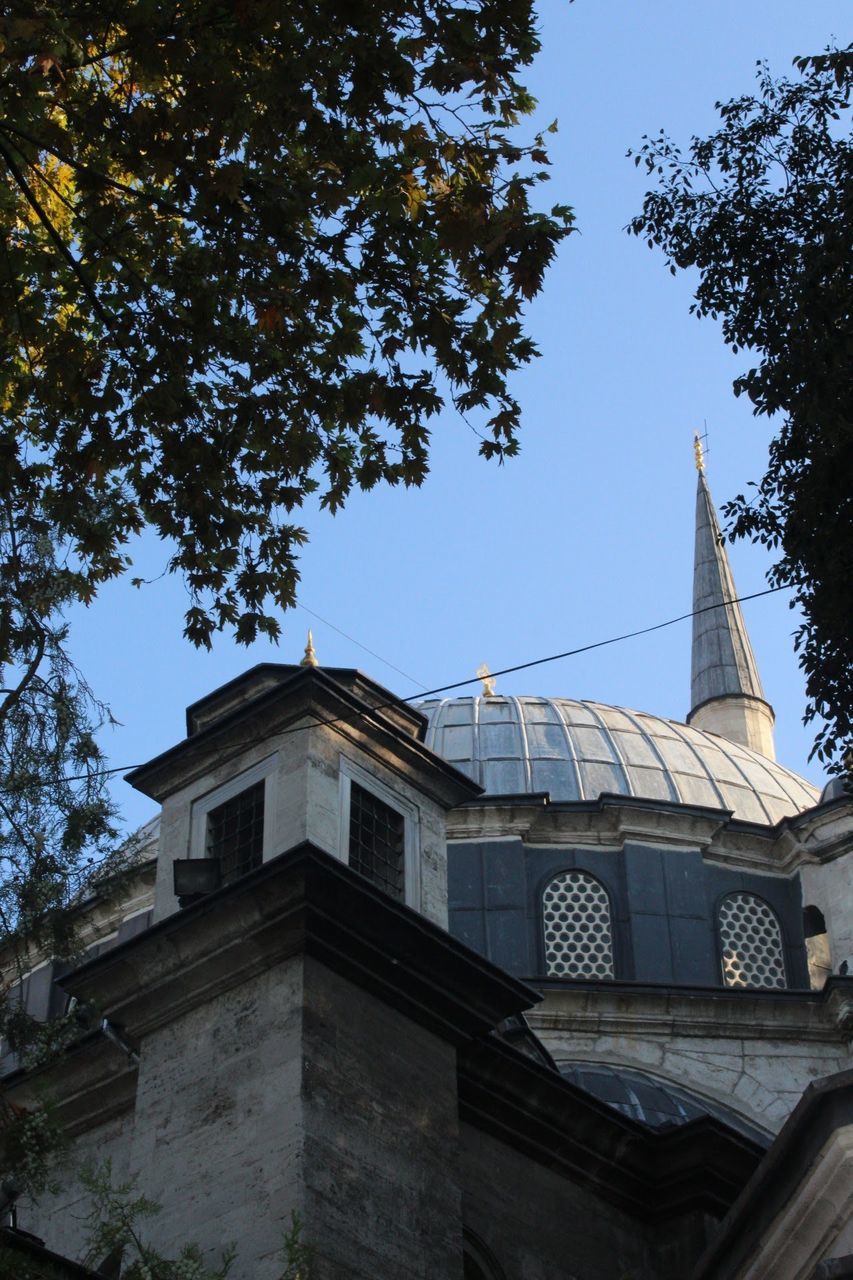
top-left (687, 436), bottom-right (776, 759)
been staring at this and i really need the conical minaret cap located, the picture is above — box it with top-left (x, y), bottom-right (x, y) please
top-left (688, 446), bottom-right (776, 758)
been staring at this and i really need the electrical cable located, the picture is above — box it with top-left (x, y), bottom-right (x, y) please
top-left (406, 583), bottom-right (787, 701)
top-left (43, 582), bottom-right (789, 785)
top-left (297, 603), bottom-right (428, 691)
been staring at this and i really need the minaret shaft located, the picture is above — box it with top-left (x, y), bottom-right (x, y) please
top-left (687, 467), bottom-right (776, 760)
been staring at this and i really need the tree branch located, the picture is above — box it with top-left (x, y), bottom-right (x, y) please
top-left (0, 138), bottom-right (112, 328)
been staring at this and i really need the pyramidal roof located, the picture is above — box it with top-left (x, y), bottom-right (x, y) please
top-left (690, 468), bottom-right (766, 714)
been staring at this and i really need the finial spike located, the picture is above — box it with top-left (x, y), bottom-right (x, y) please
top-left (476, 663), bottom-right (496, 698)
top-left (693, 431), bottom-right (705, 473)
top-left (300, 629), bottom-right (318, 668)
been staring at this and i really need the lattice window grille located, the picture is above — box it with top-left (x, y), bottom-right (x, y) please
top-left (543, 871), bottom-right (614, 979)
top-left (206, 779), bottom-right (265, 886)
top-left (718, 893), bottom-right (786, 990)
top-left (348, 781), bottom-right (405, 900)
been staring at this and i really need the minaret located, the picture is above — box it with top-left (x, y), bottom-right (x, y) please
top-left (687, 436), bottom-right (776, 759)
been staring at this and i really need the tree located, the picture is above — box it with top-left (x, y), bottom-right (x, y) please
top-left (0, 496), bottom-right (122, 1066)
top-left (0, 0), bottom-right (572, 648)
top-left (629, 46), bottom-right (852, 775)
top-left (0, 1), bottom-right (571, 1187)
top-left (0, 498), bottom-right (131, 1196)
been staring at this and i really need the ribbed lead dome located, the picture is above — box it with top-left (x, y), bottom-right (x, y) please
top-left (417, 696), bottom-right (818, 825)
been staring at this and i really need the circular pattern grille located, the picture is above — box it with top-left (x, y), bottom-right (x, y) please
top-left (718, 893), bottom-right (786, 989)
top-left (543, 871), bottom-right (614, 979)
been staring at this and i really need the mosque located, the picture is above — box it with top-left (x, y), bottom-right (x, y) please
top-left (1, 450), bottom-right (851, 1279)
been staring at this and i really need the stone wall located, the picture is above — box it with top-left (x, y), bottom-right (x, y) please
top-left (301, 957), bottom-right (463, 1280)
top-left (19, 1108), bottom-right (136, 1266)
top-left (460, 1124), bottom-right (667, 1280)
top-left (18, 951), bottom-right (465, 1280)
top-left (539, 1027), bottom-right (850, 1134)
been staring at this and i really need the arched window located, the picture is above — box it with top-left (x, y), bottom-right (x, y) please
top-left (542, 871), bottom-right (614, 979)
top-left (718, 892), bottom-right (786, 989)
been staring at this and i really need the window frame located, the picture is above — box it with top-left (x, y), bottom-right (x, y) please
top-left (338, 756), bottom-right (420, 909)
top-left (189, 755), bottom-right (277, 872)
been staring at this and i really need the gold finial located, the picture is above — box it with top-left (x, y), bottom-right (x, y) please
top-left (476, 663), bottom-right (496, 698)
top-left (300, 629), bottom-right (318, 667)
top-left (694, 431), bottom-right (705, 473)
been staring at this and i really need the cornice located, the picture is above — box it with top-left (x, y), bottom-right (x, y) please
top-left (127, 668), bottom-right (480, 810)
top-left (0, 1226), bottom-right (101, 1279)
top-left (458, 1034), bottom-right (763, 1221)
top-left (448, 791), bottom-right (852, 877)
top-left (57, 843), bottom-right (537, 1047)
top-left (525, 977), bottom-right (853, 1045)
top-left (692, 1069), bottom-right (853, 1280)
top-left (449, 793), bottom-right (731, 849)
top-left (3, 1032), bottom-right (137, 1138)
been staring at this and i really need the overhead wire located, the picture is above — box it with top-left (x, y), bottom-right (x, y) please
top-left (296, 603), bottom-right (428, 691)
top-left (43, 582), bottom-right (790, 786)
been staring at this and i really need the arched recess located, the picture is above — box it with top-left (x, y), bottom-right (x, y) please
top-left (717, 892), bottom-right (786, 989)
top-left (463, 1229), bottom-right (506, 1280)
top-left (542, 869), bottom-right (614, 979)
top-left (803, 904), bottom-right (831, 990)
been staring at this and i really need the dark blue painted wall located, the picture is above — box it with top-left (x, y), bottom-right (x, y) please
top-left (447, 838), bottom-right (809, 989)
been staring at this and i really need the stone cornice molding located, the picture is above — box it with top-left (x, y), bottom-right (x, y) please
top-left (3, 1032), bottom-right (136, 1138)
top-left (770, 798), bottom-right (853, 869)
top-left (692, 1069), bottom-right (853, 1280)
top-left (449, 793), bottom-right (731, 849)
top-left (458, 1034), bottom-right (764, 1221)
top-left (526, 977), bottom-right (853, 1045)
top-left (0, 1225), bottom-right (101, 1278)
top-left (57, 843), bottom-right (537, 1044)
top-left (127, 666), bottom-right (481, 810)
top-left (448, 792), bottom-right (852, 877)
top-left (5, 844), bottom-right (540, 1135)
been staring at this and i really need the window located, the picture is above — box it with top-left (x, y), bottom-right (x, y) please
top-left (349, 782), bottom-right (405, 899)
top-left (207, 778), bottom-right (265, 886)
top-left (338, 758), bottom-right (419, 908)
top-left (189, 756), bottom-right (276, 889)
top-left (542, 870), bottom-right (614, 979)
top-left (718, 892), bottom-right (786, 989)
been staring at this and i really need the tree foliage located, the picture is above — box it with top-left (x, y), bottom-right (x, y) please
top-left (79, 1161), bottom-right (236, 1279)
top-left (0, 499), bottom-right (123, 1135)
top-left (630, 46), bottom-right (853, 774)
top-left (77, 1162), bottom-right (310, 1279)
top-left (0, 1), bottom-right (571, 1191)
top-left (0, 0), bottom-right (572, 648)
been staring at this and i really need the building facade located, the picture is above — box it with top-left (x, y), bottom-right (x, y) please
top-left (2, 463), bottom-right (852, 1279)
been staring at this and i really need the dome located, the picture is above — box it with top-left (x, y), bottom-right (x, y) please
top-left (417, 696), bottom-right (819, 825)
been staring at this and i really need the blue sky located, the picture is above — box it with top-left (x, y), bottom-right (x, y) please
top-left (68, 1), bottom-right (849, 831)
